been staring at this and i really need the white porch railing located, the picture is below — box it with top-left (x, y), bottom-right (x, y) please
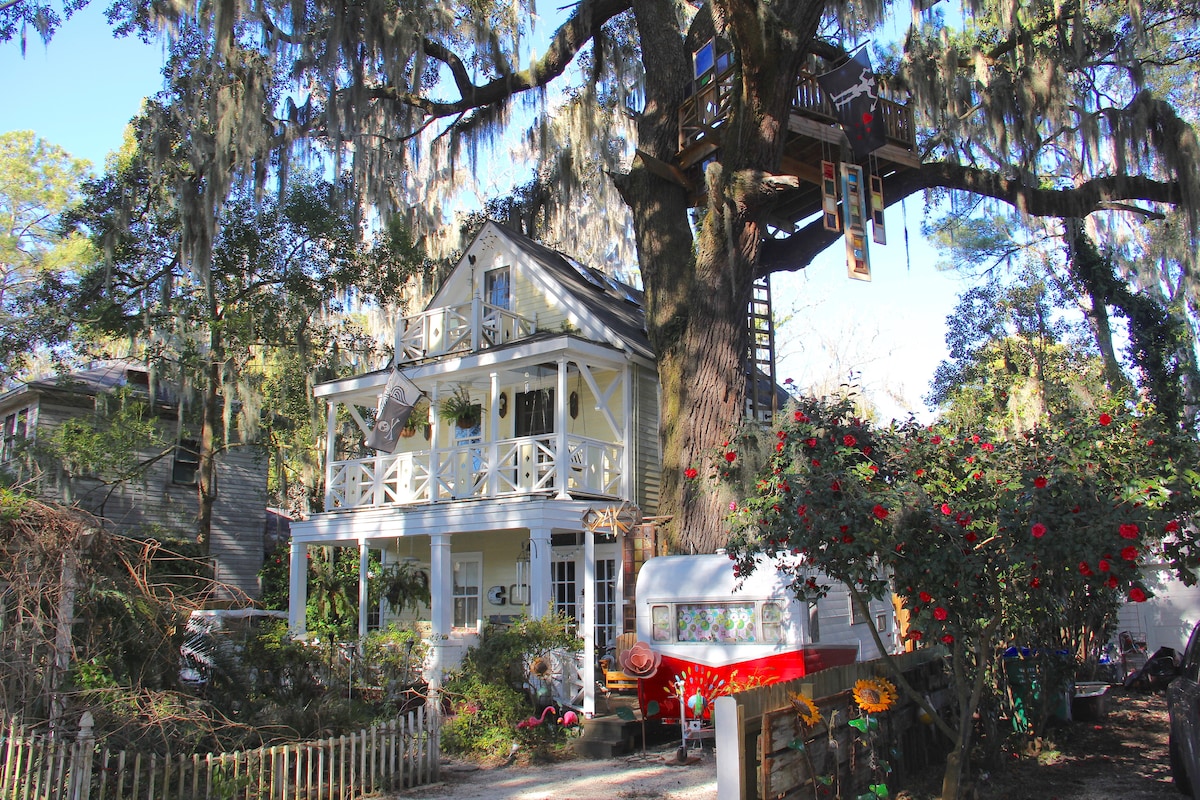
top-left (325, 434), bottom-right (623, 511)
top-left (394, 298), bottom-right (537, 362)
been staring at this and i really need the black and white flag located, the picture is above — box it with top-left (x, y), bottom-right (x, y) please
top-left (817, 47), bottom-right (887, 158)
top-left (365, 368), bottom-right (424, 453)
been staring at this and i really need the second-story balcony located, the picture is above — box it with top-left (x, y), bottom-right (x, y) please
top-left (325, 433), bottom-right (623, 511)
top-left (394, 298), bottom-right (538, 363)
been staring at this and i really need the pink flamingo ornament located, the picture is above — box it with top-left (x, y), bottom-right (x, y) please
top-left (516, 706), bottom-right (557, 729)
top-left (558, 710), bottom-right (579, 726)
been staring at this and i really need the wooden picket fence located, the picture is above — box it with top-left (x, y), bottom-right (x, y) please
top-left (0, 708), bottom-right (440, 800)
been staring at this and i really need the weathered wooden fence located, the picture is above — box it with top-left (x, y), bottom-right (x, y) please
top-left (714, 650), bottom-right (951, 800)
top-left (0, 708), bottom-right (440, 800)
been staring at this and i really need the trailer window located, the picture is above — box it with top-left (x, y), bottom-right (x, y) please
top-left (676, 602), bottom-right (757, 643)
top-left (651, 604), bottom-right (671, 641)
top-left (761, 602), bottom-right (785, 643)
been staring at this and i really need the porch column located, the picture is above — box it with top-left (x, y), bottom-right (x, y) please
top-left (529, 527), bottom-right (552, 618)
top-left (622, 361), bottom-right (634, 500)
top-left (288, 541), bottom-right (307, 635)
top-left (429, 533), bottom-right (453, 687)
top-left (555, 356), bottom-right (570, 499)
top-left (582, 526), bottom-right (596, 718)
top-left (358, 540), bottom-right (370, 641)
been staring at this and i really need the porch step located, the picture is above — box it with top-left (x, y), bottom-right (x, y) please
top-left (573, 711), bottom-right (675, 759)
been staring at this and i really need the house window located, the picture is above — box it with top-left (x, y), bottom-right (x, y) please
top-left (808, 601), bottom-right (821, 643)
top-left (2, 408), bottom-right (30, 464)
top-left (172, 439), bottom-right (201, 485)
top-left (484, 267), bottom-right (511, 311)
top-left (850, 595), bottom-right (867, 626)
top-left (452, 555), bottom-right (482, 630)
top-left (515, 389), bottom-right (554, 437)
top-left (552, 558), bottom-right (577, 625)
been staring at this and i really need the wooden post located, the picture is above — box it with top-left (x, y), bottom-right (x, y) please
top-left (715, 696), bottom-right (746, 800)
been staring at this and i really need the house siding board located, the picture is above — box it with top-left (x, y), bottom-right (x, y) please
top-left (4, 379), bottom-right (267, 599)
top-left (633, 364), bottom-right (661, 515)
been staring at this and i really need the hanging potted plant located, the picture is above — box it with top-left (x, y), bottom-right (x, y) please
top-left (438, 385), bottom-right (482, 429)
top-left (399, 399), bottom-right (430, 438)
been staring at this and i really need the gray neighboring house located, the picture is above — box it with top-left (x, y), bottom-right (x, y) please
top-left (0, 361), bottom-right (267, 599)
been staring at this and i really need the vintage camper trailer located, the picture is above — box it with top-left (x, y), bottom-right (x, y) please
top-left (632, 553), bottom-right (899, 725)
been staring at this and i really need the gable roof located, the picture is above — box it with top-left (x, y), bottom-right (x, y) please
top-left (451, 221), bottom-right (653, 362)
top-left (0, 360), bottom-right (180, 411)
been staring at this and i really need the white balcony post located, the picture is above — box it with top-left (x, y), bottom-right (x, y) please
top-left (582, 526), bottom-right (596, 718)
top-left (429, 533), bottom-right (453, 688)
top-left (323, 400), bottom-right (337, 510)
top-left (358, 540), bottom-right (370, 641)
top-left (489, 372), bottom-right (500, 496)
top-left (470, 295), bottom-right (482, 352)
top-left (622, 361), bottom-right (634, 500)
top-left (555, 357), bottom-right (570, 499)
top-left (430, 383), bottom-right (442, 501)
top-left (288, 541), bottom-right (308, 635)
top-left (528, 528), bottom-right (552, 618)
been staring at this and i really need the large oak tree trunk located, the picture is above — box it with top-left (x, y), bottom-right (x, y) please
top-left (620, 0), bottom-right (824, 552)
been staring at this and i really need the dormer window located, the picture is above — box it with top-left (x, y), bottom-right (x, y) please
top-left (485, 267), bottom-right (511, 311)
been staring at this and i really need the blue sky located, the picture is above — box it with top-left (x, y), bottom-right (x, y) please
top-left (0, 4), bottom-right (167, 171)
top-left (0, 6), bottom-right (964, 421)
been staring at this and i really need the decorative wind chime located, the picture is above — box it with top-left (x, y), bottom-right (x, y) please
top-left (817, 46), bottom-right (889, 282)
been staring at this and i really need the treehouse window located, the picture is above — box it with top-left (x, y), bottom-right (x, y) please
top-left (1, 407), bottom-right (30, 464)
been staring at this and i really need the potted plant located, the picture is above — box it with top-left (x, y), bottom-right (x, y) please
top-left (400, 399), bottom-right (430, 437)
top-left (438, 385), bottom-right (482, 429)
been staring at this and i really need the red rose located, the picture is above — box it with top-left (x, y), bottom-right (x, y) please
top-left (1129, 587), bottom-right (1147, 603)
top-left (1119, 523), bottom-right (1139, 539)
top-left (916, 469), bottom-right (925, 477)
top-left (933, 607), bottom-right (948, 621)
top-left (919, 591), bottom-right (933, 603)
top-left (1030, 578), bottom-right (1040, 588)
top-left (872, 504), bottom-right (889, 520)
top-left (941, 504), bottom-right (952, 516)
top-left (942, 634), bottom-right (955, 645)
top-left (980, 442), bottom-right (994, 452)
top-left (794, 411), bottom-right (809, 422)
top-left (1166, 520), bottom-right (1181, 533)
top-left (724, 451), bottom-right (736, 463)
top-left (931, 435), bottom-right (941, 445)
top-left (965, 532), bottom-right (977, 543)
top-left (1099, 559), bottom-right (1111, 572)
top-left (1079, 561), bottom-right (1093, 576)
top-left (1099, 412), bottom-right (1112, 426)
top-left (842, 534), bottom-right (855, 544)
top-left (843, 434), bottom-right (857, 447)
top-left (909, 630), bottom-right (923, 641)
top-left (830, 480), bottom-right (841, 491)
top-left (1106, 575), bottom-right (1119, 589)
top-left (1122, 546), bottom-right (1138, 560)
top-left (806, 438), bottom-right (818, 448)
top-left (1031, 523), bottom-right (1047, 538)
top-left (684, 467), bottom-right (698, 480)
top-left (1034, 476), bottom-right (1048, 488)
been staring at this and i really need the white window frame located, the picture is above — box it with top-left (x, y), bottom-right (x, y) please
top-left (452, 552), bottom-right (483, 633)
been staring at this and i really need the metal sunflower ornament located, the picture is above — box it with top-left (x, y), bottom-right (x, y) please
top-left (852, 677), bottom-right (898, 714)
top-left (788, 691), bottom-right (823, 728)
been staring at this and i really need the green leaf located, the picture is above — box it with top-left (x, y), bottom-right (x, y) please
top-left (849, 717), bottom-right (869, 732)
top-left (787, 738), bottom-right (806, 751)
top-left (816, 775), bottom-right (834, 786)
top-left (646, 700), bottom-right (660, 716)
top-left (615, 706), bottom-right (636, 721)
top-left (870, 783), bottom-right (889, 797)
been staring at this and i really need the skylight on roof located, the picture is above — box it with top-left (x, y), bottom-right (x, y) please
top-left (564, 256), bottom-right (608, 289)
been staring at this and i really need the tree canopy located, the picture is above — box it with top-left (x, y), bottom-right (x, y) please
top-left (6, 0), bottom-right (1200, 550)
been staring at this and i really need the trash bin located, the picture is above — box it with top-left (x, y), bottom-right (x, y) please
top-left (1003, 647), bottom-right (1072, 731)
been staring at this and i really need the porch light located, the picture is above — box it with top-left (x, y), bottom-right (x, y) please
top-left (515, 540), bottom-right (530, 588)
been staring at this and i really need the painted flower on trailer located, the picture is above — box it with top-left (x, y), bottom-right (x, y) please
top-left (852, 677), bottom-right (898, 714)
top-left (788, 691), bottom-right (823, 728)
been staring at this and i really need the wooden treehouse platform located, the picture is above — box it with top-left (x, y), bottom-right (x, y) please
top-left (670, 56), bottom-right (920, 233)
